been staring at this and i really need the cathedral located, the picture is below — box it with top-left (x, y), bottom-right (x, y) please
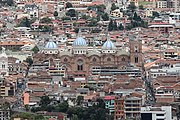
top-left (33, 34), bottom-right (142, 78)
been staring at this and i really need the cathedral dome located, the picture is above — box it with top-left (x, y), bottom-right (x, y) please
top-left (73, 37), bottom-right (87, 47)
top-left (102, 34), bottom-right (116, 50)
top-left (45, 41), bottom-right (57, 49)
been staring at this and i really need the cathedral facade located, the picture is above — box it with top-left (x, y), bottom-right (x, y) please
top-left (33, 35), bottom-right (142, 78)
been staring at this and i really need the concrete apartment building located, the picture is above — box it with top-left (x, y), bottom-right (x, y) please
top-left (140, 106), bottom-right (172, 120)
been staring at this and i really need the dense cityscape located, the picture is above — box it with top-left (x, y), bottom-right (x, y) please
top-left (0, 0), bottom-right (180, 120)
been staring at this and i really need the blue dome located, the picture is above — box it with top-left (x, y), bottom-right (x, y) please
top-left (102, 40), bottom-right (116, 49)
top-left (73, 37), bottom-right (87, 46)
top-left (45, 41), bottom-right (57, 49)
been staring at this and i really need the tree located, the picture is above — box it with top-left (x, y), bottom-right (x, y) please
top-left (76, 96), bottom-right (84, 105)
top-left (40, 17), bottom-right (52, 23)
top-left (31, 45), bottom-right (39, 54)
top-left (96, 98), bottom-right (105, 109)
top-left (111, 3), bottom-right (117, 11)
top-left (62, 16), bottom-right (71, 21)
top-left (39, 96), bottom-right (51, 107)
top-left (133, 12), bottom-right (138, 21)
top-left (65, 2), bottom-right (73, 8)
top-left (18, 17), bottom-right (31, 27)
top-left (25, 57), bottom-right (33, 66)
top-left (53, 11), bottom-right (58, 17)
top-left (152, 11), bottom-right (160, 17)
top-left (34, 115), bottom-right (45, 120)
top-left (88, 18), bottom-right (98, 27)
top-left (119, 23), bottom-right (124, 30)
top-left (88, 4), bottom-right (106, 13)
top-left (24, 105), bottom-right (29, 111)
top-left (56, 101), bottom-right (69, 112)
top-left (66, 9), bottom-right (76, 17)
top-left (39, 25), bottom-right (52, 32)
top-left (7, 0), bottom-right (13, 6)
top-left (101, 13), bottom-right (109, 21)
top-left (72, 114), bottom-right (78, 120)
top-left (81, 14), bottom-right (90, 20)
top-left (108, 19), bottom-right (114, 31)
top-left (139, 5), bottom-right (144, 10)
top-left (96, 4), bottom-right (106, 13)
top-left (113, 20), bottom-right (118, 30)
top-left (127, 2), bottom-right (136, 13)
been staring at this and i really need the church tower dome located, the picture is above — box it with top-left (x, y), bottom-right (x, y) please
top-left (73, 29), bottom-right (87, 47)
top-left (43, 36), bottom-right (59, 54)
top-left (102, 34), bottom-right (116, 53)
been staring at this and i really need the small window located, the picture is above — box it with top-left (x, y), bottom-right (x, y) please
top-left (107, 58), bottom-right (111, 61)
top-left (122, 57), bottom-right (125, 61)
top-left (93, 58), bottom-right (96, 62)
top-left (135, 57), bottom-right (138, 63)
top-left (135, 46), bottom-right (138, 52)
top-left (64, 58), bottom-right (68, 62)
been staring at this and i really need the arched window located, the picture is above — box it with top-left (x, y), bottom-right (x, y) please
top-left (92, 57), bottom-right (96, 62)
top-left (107, 58), bottom-right (111, 61)
top-left (122, 57), bottom-right (125, 62)
top-left (64, 58), bottom-right (68, 62)
top-left (77, 60), bottom-right (83, 71)
top-left (135, 57), bottom-right (138, 63)
top-left (2, 64), bottom-right (5, 69)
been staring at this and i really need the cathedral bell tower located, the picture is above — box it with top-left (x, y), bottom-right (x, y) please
top-left (0, 47), bottom-right (9, 77)
top-left (129, 35), bottom-right (143, 68)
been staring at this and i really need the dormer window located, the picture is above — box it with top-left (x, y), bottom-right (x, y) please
top-left (135, 46), bottom-right (138, 52)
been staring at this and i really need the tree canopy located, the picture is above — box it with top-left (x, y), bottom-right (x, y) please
top-left (25, 57), bottom-right (33, 66)
top-left (108, 19), bottom-right (118, 31)
top-left (65, 2), bottom-right (73, 8)
top-left (53, 11), bottom-right (58, 17)
top-left (127, 2), bottom-right (137, 12)
top-left (101, 13), bottom-right (109, 21)
top-left (18, 17), bottom-right (31, 27)
top-left (40, 17), bottom-right (52, 23)
top-left (111, 3), bottom-right (118, 11)
top-left (66, 9), bottom-right (76, 17)
top-left (31, 45), bottom-right (39, 54)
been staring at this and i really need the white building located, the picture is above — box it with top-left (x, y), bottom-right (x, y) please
top-left (150, 63), bottom-right (180, 78)
top-left (141, 106), bottom-right (172, 120)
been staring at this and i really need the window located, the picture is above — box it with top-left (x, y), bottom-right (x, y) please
top-left (135, 57), bottom-right (138, 63)
top-left (135, 46), bottom-right (138, 52)
top-left (93, 58), bottom-right (96, 62)
top-left (107, 58), bottom-right (111, 61)
top-left (156, 114), bottom-right (164, 116)
top-left (77, 60), bottom-right (83, 71)
top-left (2, 64), bottom-right (5, 69)
top-left (64, 58), bottom-right (68, 62)
top-left (122, 57), bottom-right (125, 61)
